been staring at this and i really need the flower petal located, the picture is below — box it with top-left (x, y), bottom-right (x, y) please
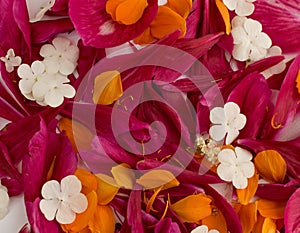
top-left (235, 1), bottom-right (254, 16)
top-left (56, 202), bottom-right (76, 224)
top-left (59, 60), bottom-right (76, 76)
top-left (236, 173), bottom-right (259, 205)
top-left (31, 61), bottom-right (45, 75)
top-left (233, 172), bottom-right (248, 189)
top-left (61, 175), bottom-right (82, 195)
top-left (217, 164), bottom-right (234, 182)
top-left (88, 205), bottom-right (116, 233)
top-left (41, 180), bottom-right (60, 199)
top-left (67, 193), bottom-right (88, 214)
top-left (210, 106), bottom-right (225, 124)
top-left (40, 44), bottom-right (56, 58)
top-left (209, 125), bottom-right (226, 142)
top-left (39, 199), bottom-right (59, 221)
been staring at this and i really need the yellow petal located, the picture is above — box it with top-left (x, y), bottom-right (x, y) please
top-left (254, 150), bottom-right (287, 183)
top-left (106, 0), bottom-right (126, 21)
top-left (111, 163), bottom-right (135, 189)
top-left (115, 0), bottom-right (148, 25)
top-left (88, 205), bottom-right (116, 233)
top-left (215, 0), bottom-right (231, 35)
top-left (62, 191), bottom-right (98, 232)
top-left (93, 70), bottom-right (123, 105)
top-left (134, 27), bottom-right (155, 45)
top-left (171, 194), bottom-right (212, 223)
top-left (150, 6), bottom-right (186, 39)
top-left (96, 174), bottom-right (119, 205)
top-left (75, 168), bottom-right (98, 194)
top-left (202, 208), bottom-right (227, 233)
top-left (136, 170), bottom-right (180, 190)
top-left (237, 202), bottom-right (257, 233)
top-left (257, 199), bottom-right (286, 219)
top-left (58, 117), bottom-right (94, 152)
top-left (236, 172), bottom-right (259, 205)
top-left (252, 213), bottom-right (265, 233)
top-left (165, 0), bottom-right (192, 19)
top-left (262, 218), bottom-right (277, 233)
top-left (295, 70), bottom-right (300, 94)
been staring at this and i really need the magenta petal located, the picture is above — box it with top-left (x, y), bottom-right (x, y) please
top-left (1, 177), bottom-right (23, 196)
top-left (227, 72), bottom-right (272, 139)
top-left (284, 188), bottom-right (300, 233)
top-left (18, 224), bottom-right (31, 233)
top-left (69, 0), bottom-right (158, 48)
top-left (256, 183), bottom-right (297, 201)
top-left (185, 0), bottom-right (201, 38)
top-left (31, 19), bottom-right (74, 44)
top-left (270, 55), bottom-right (300, 140)
top-left (26, 198), bottom-right (63, 233)
top-left (127, 190), bottom-right (144, 233)
top-left (252, 0), bottom-right (300, 53)
top-left (155, 218), bottom-right (181, 233)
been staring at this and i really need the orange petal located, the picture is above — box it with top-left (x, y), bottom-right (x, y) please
top-left (252, 213), bottom-right (265, 233)
top-left (295, 70), bottom-right (300, 94)
top-left (111, 0), bottom-right (148, 25)
top-left (254, 150), bottom-right (287, 183)
top-left (165, 0), bottom-right (192, 19)
top-left (257, 199), bottom-right (286, 220)
top-left (171, 194), bottom-right (212, 223)
top-left (262, 218), bottom-right (277, 233)
top-left (134, 27), bottom-right (155, 44)
top-left (58, 117), bottom-right (93, 152)
top-left (237, 172), bottom-right (259, 205)
top-left (146, 186), bottom-right (163, 212)
top-left (106, 0), bottom-right (126, 21)
top-left (62, 191), bottom-right (98, 232)
top-left (88, 205), bottom-right (116, 233)
top-left (111, 163), bottom-right (135, 189)
top-left (75, 168), bottom-right (98, 194)
top-left (136, 170), bottom-right (180, 190)
top-left (202, 208), bottom-right (227, 233)
top-left (93, 70), bottom-right (123, 105)
top-left (150, 6), bottom-right (186, 39)
top-left (96, 174), bottom-right (119, 205)
top-left (237, 202), bottom-right (257, 233)
top-left (215, 0), bottom-right (231, 35)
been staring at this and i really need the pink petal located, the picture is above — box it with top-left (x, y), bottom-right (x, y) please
top-left (284, 188), bottom-right (300, 233)
top-left (69, 0), bottom-right (158, 48)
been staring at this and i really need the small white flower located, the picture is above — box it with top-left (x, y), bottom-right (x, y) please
top-left (223, 0), bottom-right (255, 16)
top-left (209, 102), bottom-right (246, 145)
top-left (217, 147), bottom-right (255, 189)
top-left (0, 183), bottom-right (9, 219)
top-left (231, 16), bottom-right (272, 62)
top-left (40, 37), bottom-right (79, 76)
top-left (39, 175), bottom-right (88, 224)
top-left (261, 46), bottom-right (286, 78)
top-left (0, 48), bottom-right (22, 73)
top-left (33, 74), bottom-right (76, 107)
top-left (191, 225), bottom-right (219, 233)
top-left (17, 61), bottom-right (47, 100)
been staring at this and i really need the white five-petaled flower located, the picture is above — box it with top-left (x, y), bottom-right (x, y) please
top-left (40, 37), bottom-right (79, 76)
top-left (17, 60), bottom-right (76, 107)
top-left (0, 183), bottom-right (9, 219)
top-left (39, 175), bottom-right (88, 224)
top-left (0, 48), bottom-right (22, 73)
top-left (191, 225), bottom-right (220, 233)
top-left (217, 147), bottom-right (255, 189)
top-left (223, 0), bottom-right (255, 16)
top-left (209, 102), bottom-right (246, 145)
top-left (231, 16), bottom-right (272, 62)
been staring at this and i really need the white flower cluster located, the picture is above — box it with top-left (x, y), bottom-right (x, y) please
top-left (0, 49), bottom-right (22, 73)
top-left (17, 37), bottom-right (78, 107)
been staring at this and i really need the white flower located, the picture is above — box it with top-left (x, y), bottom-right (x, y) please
top-left (40, 37), bottom-right (79, 76)
top-left (39, 175), bottom-right (88, 224)
top-left (223, 0), bottom-right (255, 16)
top-left (33, 74), bottom-right (76, 107)
top-left (0, 48), bottom-right (22, 73)
top-left (209, 102), bottom-right (246, 145)
top-left (217, 147), bottom-right (255, 189)
top-left (191, 225), bottom-right (219, 233)
top-left (261, 46), bottom-right (286, 78)
top-left (231, 16), bottom-right (272, 62)
top-left (17, 61), bottom-right (46, 100)
top-left (0, 183), bottom-right (9, 219)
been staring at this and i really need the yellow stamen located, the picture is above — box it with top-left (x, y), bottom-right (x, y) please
top-left (295, 70), bottom-right (300, 94)
top-left (146, 186), bottom-right (163, 212)
top-left (271, 113), bottom-right (283, 129)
